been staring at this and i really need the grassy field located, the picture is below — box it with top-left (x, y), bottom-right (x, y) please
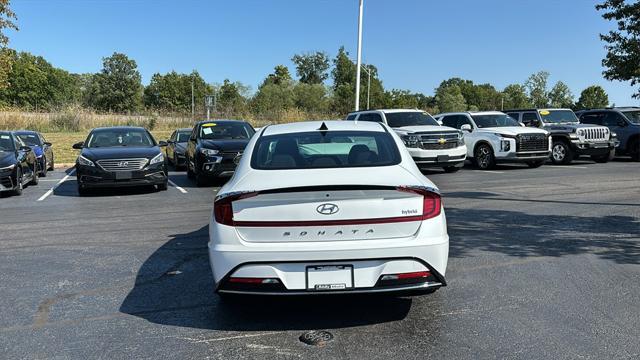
top-left (44, 130), bottom-right (174, 164)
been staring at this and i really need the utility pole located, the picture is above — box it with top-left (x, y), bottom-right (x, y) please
top-left (354, 0), bottom-right (364, 111)
top-left (191, 77), bottom-right (195, 119)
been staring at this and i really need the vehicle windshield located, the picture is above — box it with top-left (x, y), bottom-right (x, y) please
top-left (251, 130), bottom-right (401, 170)
top-left (385, 112), bottom-right (439, 127)
top-left (17, 133), bottom-right (42, 146)
top-left (539, 110), bottom-right (578, 124)
top-left (199, 122), bottom-right (254, 140)
top-left (0, 133), bottom-right (15, 151)
top-left (471, 114), bottom-right (520, 128)
top-left (176, 131), bottom-right (191, 142)
top-left (622, 110), bottom-right (640, 124)
top-left (86, 129), bottom-right (154, 148)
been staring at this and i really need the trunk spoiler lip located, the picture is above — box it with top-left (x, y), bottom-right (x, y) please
top-left (214, 184), bottom-right (440, 203)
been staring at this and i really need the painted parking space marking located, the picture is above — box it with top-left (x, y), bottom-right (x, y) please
top-left (548, 166), bottom-right (588, 169)
top-left (37, 169), bottom-right (76, 202)
top-left (479, 170), bottom-right (505, 174)
top-left (168, 180), bottom-right (188, 194)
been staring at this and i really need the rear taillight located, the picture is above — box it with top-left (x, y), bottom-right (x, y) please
top-left (213, 191), bottom-right (258, 226)
top-left (397, 186), bottom-right (442, 219)
top-left (223, 277), bottom-right (285, 291)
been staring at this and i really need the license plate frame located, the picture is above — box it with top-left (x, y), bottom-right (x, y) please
top-left (306, 265), bottom-right (354, 291)
top-left (115, 171), bottom-right (132, 180)
top-left (437, 154), bottom-right (450, 163)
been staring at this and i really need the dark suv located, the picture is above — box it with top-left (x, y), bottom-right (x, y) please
top-left (185, 120), bottom-right (255, 186)
top-left (506, 108), bottom-right (616, 164)
top-left (576, 107), bottom-right (640, 161)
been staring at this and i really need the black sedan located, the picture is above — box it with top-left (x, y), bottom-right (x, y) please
top-left (15, 130), bottom-right (54, 177)
top-left (0, 131), bottom-right (39, 196)
top-left (73, 127), bottom-right (168, 196)
top-left (166, 128), bottom-right (192, 169)
top-left (185, 120), bottom-right (255, 186)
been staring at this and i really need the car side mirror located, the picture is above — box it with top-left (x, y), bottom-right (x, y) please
top-left (72, 141), bottom-right (84, 149)
top-left (519, 122), bottom-right (525, 127)
top-left (43, 142), bottom-right (52, 147)
top-left (158, 141), bottom-right (168, 147)
top-left (460, 124), bottom-right (472, 132)
top-left (19, 146), bottom-right (32, 152)
top-left (166, 140), bottom-right (174, 144)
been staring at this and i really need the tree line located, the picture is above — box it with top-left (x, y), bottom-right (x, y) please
top-left (0, 47), bottom-right (616, 118)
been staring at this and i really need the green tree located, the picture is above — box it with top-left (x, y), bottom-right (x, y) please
top-left (291, 51), bottom-right (330, 85)
top-left (261, 65), bottom-right (292, 87)
top-left (0, 0), bottom-right (17, 91)
top-left (293, 83), bottom-right (329, 113)
top-left (548, 81), bottom-right (574, 108)
top-left (436, 85), bottom-right (467, 113)
top-left (217, 79), bottom-right (247, 116)
top-left (143, 70), bottom-right (211, 113)
top-left (596, 0), bottom-right (640, 98)
top-left (525, 71), bottom-right (550, 107)
top-left (386, 89), bottom-right (419, 109)
top-left (502, 84), bottom-right (531, 109)
top-left (436, 78), bottom-right (500, 110)
top-left (331, 47), bottom-right (356, 114)
top-left (251, 83), bottom-right (294, 115)
top-left (88, 52), bottom-right (143, 112)
top-left (576, 85), bottom-right (609, 109)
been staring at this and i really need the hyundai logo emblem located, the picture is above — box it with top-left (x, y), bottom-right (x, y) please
top-left (118, 161), bottom-right (129, 167)
top-left (316, 203), bottom-right (339, 215)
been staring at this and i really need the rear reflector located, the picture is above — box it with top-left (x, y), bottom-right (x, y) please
top-left (380, 271), bottom-right (431, 281)
top-left (376, 271), bottom-right (435, 287)
top-left (228, 277), bottom-right (279, 284)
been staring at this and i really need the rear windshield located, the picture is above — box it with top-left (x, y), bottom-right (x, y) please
top-left (539, 110), bottom-right (578, 123)
top-left (385, 112), bottom-right (439, 127)
top-left (251, 131), bottom-right (401, 170)
top-left (622, 110), bottom-right (640, 124)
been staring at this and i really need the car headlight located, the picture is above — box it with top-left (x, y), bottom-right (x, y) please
top-left (0, 164), bottom-right (15, 171)
top-left (149, 153), bottom-right (164, 165)
top-left (77, 154), bottom-right (95, 167)
top-left (578, 130), bottom-right (585, 136)
top-left (611, 132), bottom-right (617, 138)
top-left (201, 148), bottom-right (220, 156)
top-left (401, 134), bottom-right (420, 148)
top-left (500, 140), bottom-right (511, 152)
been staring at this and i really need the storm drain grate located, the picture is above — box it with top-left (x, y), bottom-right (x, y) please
top-left (299, 330), bottom-right (333, 346)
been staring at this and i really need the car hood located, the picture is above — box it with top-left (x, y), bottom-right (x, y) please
top-left (81, 146), bottom-right (161, 160)
top-left (394, 125), bottom-right (458, 134)
top-left (201, 139), bottom-right (249, 152)
top-left (477, 126), bottom-right (548, 136)
top-left (0, 150), bottom-right (16, 167)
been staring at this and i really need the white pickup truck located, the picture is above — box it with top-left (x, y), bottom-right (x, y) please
top-left (345, 109), bottom-right (467, 172)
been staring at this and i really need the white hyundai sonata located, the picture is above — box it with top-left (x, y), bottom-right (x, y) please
top-left (208, 120), bottom-right (449, 295)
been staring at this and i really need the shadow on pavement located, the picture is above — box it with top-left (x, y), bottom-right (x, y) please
top-left (119, 225), bottom-right (413, 331)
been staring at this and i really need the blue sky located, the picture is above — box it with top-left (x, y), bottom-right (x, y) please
top-left (8, 0), bottom-right (639, 105)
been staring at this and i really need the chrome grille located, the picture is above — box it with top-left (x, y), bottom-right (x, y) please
top-left (582, 127), bottom-right (608, 142)
top-left (416, 132), bottom-right (460, 150)
top-left (517, 134), bottom-right (548, 152)
top-left (96, 158), bottom-right (148, 172)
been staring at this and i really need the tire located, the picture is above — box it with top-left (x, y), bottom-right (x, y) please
top-left (526, 160), bottom-right (545, 168)
top-left (29, 165), bottom-right (39, 185)
top-left (186, 159), bottom-right (195, 179)
top-left (628, 138), bottom-right (640, 161)
top-left (40, 157), bottom-right (47, 177)
top-left (13, 168), bottom-right (23, 196)
top-left (157, 181), bottom-right (168, 191)
top-left (551, 140), bottom-right (574, 165)
top-left (591, 149), bottom-right (615, 163)
top-left (474, 143), bottom-right (495, 170)
top-left (443, 166), bottom-right (461, 173)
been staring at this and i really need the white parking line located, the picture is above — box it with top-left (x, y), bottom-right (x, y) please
top-left (37, 170), bottom-right (76, 202)
top-left (548, 166), bottom-right (588, 169)
top-left (479, 170), bottom-right (505, 174)
top-left (168, 180), bottom-right (188, 194)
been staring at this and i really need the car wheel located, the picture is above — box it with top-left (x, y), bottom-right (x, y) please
top-left (526, 160), bottom-right (545, 168)
top-left (40, 157), bottom-right (48, 177)
top-left (443, 166), bottom-right (460, 173)
top-left (551, 141), bottom-right (573, 165)
top-left (157, 181), bottom-right (168, 191)
top-left (591, 149), bottom-right (615, 163)
top-left (474, 143), bottom-right (495, 170)
top-left (29, 165), bottom-right (39, 185)
top-left (13, 168), bottom-right (23, 196)
top-left (187, 160), bottom-right (195, 179)
top-left (628, 138), bottom-right (640, 161)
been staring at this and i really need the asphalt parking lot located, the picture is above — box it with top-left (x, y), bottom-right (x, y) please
top-left (1, 160), bottom-right (639, 359)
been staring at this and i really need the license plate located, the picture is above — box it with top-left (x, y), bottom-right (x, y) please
top-left (593, 143), bottom-right (607, 148)
top-left (306, 265), bottom-right (353, 291)
top-left (437, 155), bottom-right (450, 162)
top-left (115, 171), bottom-right (132, 180)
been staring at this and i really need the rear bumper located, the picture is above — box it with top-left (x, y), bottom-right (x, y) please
top-left (209, 220), bottom-right (449, 295)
